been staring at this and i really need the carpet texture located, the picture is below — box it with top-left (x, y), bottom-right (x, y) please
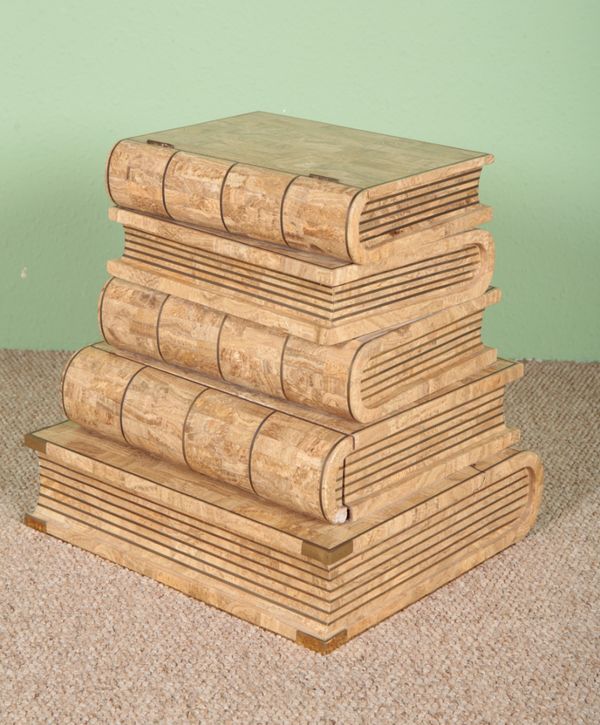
top-left (0, 350), bottom-right (598, 724)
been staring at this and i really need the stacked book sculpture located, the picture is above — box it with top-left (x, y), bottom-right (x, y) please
top-left (25, 113), bottom-right (543, 653)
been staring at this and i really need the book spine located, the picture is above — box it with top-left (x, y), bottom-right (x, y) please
top-left (106, 139), bottom-right (361, 261)
top-left (61, 345), bottom-right (351, 523)
top-left (99, 277), bottom-right (357, 420)
top-left (99, 278), bottom-right (501, 423)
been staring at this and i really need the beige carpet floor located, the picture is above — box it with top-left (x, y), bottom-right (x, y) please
top-left (0, 351), bottom-right (598, 724)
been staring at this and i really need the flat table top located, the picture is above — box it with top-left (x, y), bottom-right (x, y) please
top-left (131, 112), bottom-right (491, 188)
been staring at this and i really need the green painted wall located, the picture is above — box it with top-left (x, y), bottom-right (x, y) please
top-left (1, 1), bottom-right (598, 359)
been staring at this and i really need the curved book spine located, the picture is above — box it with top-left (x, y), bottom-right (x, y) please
top-left (106, 139), bottom-right (489, 264)
top-left (106, 214), bottom-right (495, 345)
top-left (62, 345), bottom-right (351, 524)
top-left (99, 277), bottom-right (500, 422)
top-left (61, 346), bottom-right (522, 524)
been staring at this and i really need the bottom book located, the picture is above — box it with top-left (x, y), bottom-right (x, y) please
top-left (24, 422), bottom-right (543, 653)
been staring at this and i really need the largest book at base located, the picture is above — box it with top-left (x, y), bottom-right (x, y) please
top-left (61, 344), bottom-right (522, 523)
top-left (24, 422), bottom-right (543, 653)
top-left (106, 112), bottom-right (493, 264)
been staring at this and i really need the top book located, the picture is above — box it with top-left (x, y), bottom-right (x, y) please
top-left (107, 112), bottom-right (493, 264)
